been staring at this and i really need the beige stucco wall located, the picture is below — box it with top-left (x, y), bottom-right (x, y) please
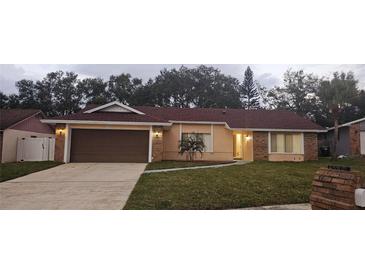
top-left (180, 124), bottom-right (211, 133)
top-left (268, 154), bottom-right (304, 162)
top-left (1, 129), bottom-right (55, 163)
top-left (243, 132), bottom-right (253, 161)
top-left (162, 123), bottom-right (234, 161)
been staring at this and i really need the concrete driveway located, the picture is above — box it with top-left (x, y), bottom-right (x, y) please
top-left (0, 163), bottom-right (146, 209)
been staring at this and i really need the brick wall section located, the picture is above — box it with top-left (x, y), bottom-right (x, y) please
top-left (349, 123), bottom-right (360, 156)
top-left (310, 167), bottom-right (364, 209)
top-left (253, 132), bottom-right (268, 160)
top-left (152, 126), bottom-right (163, 162)
top-left (304, 133), bottom-right (318, 161)
top-left (54, 125), bottom-right (65, 162)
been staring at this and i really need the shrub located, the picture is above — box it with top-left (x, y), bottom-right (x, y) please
top-left (178, 134), bottom-right (205, 161)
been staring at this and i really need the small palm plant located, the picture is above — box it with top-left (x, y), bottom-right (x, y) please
top-left (179, 134), bottom-right (206, 161)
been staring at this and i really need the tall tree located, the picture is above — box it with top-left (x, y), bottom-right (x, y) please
top-left (317, 71), bottom-right (359, 158)
top-left (77, 77), bottom-right (109, 104)
top-left (131, 79), bottom-right (158, 106)
top-left (35, 73), bottom-right (58, 116)
top-left (147, 67), bottom-right (195, 107)
top-left (108, 74), bottom-right (143, 104)
top-left (7, 94), bottom-right (20, 108)
top-left (51, 71), bottom-right (83, 115)
top-left (266, 70), bottom-right (319, 116)
top-left (341, 89), bottom-right (365, 123)
top-left (16, 79), bottom-right (39, 109)
top-left (191, 66), bottom-right (241, 108)
top-left (0, 91), bottom-right (9, 108)
top-left (240, 66), bottom-right (260, 109)
top-left (145, 65), bottom-right (241, 108)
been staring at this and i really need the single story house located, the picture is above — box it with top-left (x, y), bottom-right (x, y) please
top-left (0, 109), bottom-right (55, 163)
top-left (320, 117), bottom-right (365, 156)
top-left (41, 101), bottom-right (326, 163)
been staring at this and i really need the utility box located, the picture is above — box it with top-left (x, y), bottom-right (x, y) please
top-left (355, 189), bottom-right (365, 207)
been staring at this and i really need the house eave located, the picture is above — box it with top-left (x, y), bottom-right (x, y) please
top-left (168, 120), bottom-right (227, 125)
top-left (327, 117), bottom-right (365, 131)
top-left (41, 117), bottom-right (326, 133)
top-left (41, 119), bottom-right (172, 127)
top-left (226, 126), bottom-right (327, 133)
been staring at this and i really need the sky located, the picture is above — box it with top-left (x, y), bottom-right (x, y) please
top-left (0, 64), bottom-right (364, 95)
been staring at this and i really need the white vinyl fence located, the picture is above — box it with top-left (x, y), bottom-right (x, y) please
top-left (17, 137), bottom-right (55, 162)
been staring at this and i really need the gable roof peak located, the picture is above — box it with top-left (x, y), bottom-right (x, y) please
top-left (84, 101), bottom-right (145, 115)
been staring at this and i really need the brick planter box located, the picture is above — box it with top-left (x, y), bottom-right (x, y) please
top-left (310, 167), bottom-right (364, 210)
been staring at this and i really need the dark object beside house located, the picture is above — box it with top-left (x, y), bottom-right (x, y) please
top-left (327, 165), bottom-right (351, 171)
top-left (319, 146), bottom-right (330, 157)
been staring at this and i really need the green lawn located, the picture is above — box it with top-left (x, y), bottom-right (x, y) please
top-left (125, 157), bottom-right (365, 210)
top-left (145, 160), bottom-right (234, 170)
top-left (0, 161), bottom-right (62, 182)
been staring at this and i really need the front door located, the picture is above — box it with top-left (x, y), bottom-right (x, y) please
top-left (233, 133), bottom-right (243, 159)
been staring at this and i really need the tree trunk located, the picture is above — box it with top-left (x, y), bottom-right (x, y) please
top-left (189, 151), bottom-right (194, 161)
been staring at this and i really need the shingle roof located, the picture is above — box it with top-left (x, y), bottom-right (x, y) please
top-left (135, 106), bottom-right (325, 131)
top-left (45, 104), bottom-right (325, 131)
top-left (0, 109), bottom-right (41, 130)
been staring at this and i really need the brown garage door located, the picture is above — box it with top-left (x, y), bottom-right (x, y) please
top-left (70, 129), bottom-right (149, 163)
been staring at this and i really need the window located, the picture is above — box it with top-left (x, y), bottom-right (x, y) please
top-left (181, 133), bottom-right (213, 152)
top-left (270, 133), bottom-right (303, 154)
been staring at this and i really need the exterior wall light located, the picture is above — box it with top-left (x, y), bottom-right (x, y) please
top-left (154, 131), bottom-right (162, 138)
top-left (57, 128), bottom-right (64, 136)
top-left (245, 134), bottom-right (252, 141)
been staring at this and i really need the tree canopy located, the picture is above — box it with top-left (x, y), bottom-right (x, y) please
top-left (1, 66), bottom-right (364, 129)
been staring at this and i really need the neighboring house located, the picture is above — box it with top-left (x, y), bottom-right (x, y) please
top-left (321, 117), bottom-right (365, 156)
top-left (0, 109), bottom-right (55, 163)
top-left (41, 101), bottom-right (326, 163)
